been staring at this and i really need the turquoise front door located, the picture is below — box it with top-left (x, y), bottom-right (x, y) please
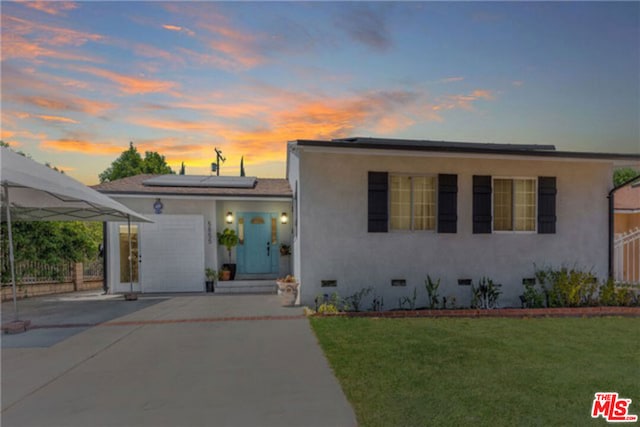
top-left (237, 212), bottom-right (278, 274)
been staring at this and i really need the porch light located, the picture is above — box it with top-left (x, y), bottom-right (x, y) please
top-left (226, 211), bottom-right (234, 224)
top-left (280, 212), bottom-right (288, 224)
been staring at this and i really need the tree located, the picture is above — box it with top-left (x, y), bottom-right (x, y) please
top-left (614, 168), bottom-right (640, 186)
top-left (1, 220), bottom-right (103, 282)
top-left (99, 142), bottom-right (174, 183)
top-left (142, 151), bottom-right (173, 175)
top-left (240, 156), bottom-right (245, 177)
top-left (179, 162), bottom-right (186, 175)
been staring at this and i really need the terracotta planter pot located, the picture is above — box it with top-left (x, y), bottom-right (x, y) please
top-left (220, 270), bottom-right (231, 281)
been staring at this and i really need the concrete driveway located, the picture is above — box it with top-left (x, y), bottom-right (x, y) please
top-left (1, 293), bottom-right (356, 427)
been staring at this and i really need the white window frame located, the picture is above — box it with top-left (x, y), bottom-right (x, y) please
top-left (492, 176), bottom-right (537, 234)
top-left (389, 173), bottom-right (438, 232)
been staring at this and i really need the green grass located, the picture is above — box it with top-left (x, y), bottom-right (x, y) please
top-left (310, 317), bottom-right (640, 427)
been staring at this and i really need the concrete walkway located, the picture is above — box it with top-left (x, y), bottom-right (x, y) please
top-left (1, 294), bottom-right (357, 427)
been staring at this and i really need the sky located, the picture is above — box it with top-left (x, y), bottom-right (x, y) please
top-left (1, 1), bottom-right (639, 184)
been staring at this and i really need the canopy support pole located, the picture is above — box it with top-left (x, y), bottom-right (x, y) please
top-left (128, 215), bottom-right (133, 294)
top-left (3, 183), bottom-right (19, 322)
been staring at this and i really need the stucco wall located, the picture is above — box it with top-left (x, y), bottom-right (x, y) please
top-left (106, 196), bottom-right (292, 289)
top-left (295, 150), bottom-right (612, 309)
top-left (109, 196), bottom-right (218, 272)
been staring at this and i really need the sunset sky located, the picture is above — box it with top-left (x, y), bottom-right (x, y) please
top-left (1, 1), bottom-right (639, 184)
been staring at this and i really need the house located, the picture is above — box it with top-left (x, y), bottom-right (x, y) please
top-left (94, 174), bottom-right (292, 293)
top-left (613, 178), bottom-right (640, 283)
top-left (94, 138), bottom-right (639, 306)
top-left (286, 137), bottom-right (640, 308)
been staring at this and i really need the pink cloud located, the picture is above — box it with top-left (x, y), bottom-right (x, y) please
top-left (162, 24), bottom-right (195, 37)
top-left (35, 114), bottom-right (79, 124)
top-left (439, 89), bottom-right (495, 110)
top-left (69, 65), bottom-right (178, 95)
top-left (22, 1), bottom-right (78, 16)
top-left (131, 43), bottom-right (183, 64)
top-left (471, 89), bottom-right (494, 100)
top-left (439, 76), bottom-right (465, 84)
top-left (1, 15), bottom-right (103, 62)
top-left (40, 139), bottom-right (124, 155)
top-left (14, 95), bottom-right (115, 115)
top-left (3, 15), bottom-right (103, 47)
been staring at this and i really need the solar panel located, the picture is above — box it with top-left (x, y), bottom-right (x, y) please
top-left (143, 175), bottom-right (257, 188)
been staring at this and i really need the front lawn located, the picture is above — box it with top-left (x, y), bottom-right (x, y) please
top-left (310, 317), bottom-right (640, 427)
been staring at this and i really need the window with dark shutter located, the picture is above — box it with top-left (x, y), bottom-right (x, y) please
top-left (538, 177), bottom-right (557, 234)
top-left (438, 174), bottom-right (457, 233)
top-left (368, 171), bottom-right (388, 232)
top-left (473, 175), bottom-right (492, 234)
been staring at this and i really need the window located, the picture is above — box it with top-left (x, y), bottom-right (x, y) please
top-left (493, 178), bottom-right (536, 231)
top-left (390, 175), bottom-right (436, 230)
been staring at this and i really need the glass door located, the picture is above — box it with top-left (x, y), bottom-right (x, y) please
top-left (118, 224), bottom-right (139, 290)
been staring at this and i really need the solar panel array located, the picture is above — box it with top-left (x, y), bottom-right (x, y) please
top-left (143, 175), bottom-right (257, 188)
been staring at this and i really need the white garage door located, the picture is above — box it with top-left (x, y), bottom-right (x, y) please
top-left (140, 215), bottom-right (205, 293)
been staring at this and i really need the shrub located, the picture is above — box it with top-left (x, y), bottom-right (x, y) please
top-left (398, 287), bottom-right (417, 310)
top-left (317, 303), bottom-right (340, 315)
top-left (536, 266), bottom-right (598, 307)
top-left (598, 279), bottom-right (617, 306)
top-left (520, 281), bottom-right (545, 308)
top-left (424, 275), bottom-right (440, 309)
top-left (471, 277), bottom-right (501, 309)
top-left (315, 292), bottom-right (345, 314)
top-left (344, 287), bottom-right (372, 312)
top-left (369, 293), bottom-right (384, 312)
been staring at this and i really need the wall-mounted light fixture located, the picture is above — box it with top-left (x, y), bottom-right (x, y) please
top-left (226, 211), bottom-right (234, 224)
top-left (280, 212), bottom-right (288, 224)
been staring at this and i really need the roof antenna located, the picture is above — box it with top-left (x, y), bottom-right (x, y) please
top-left (212, 148), bottom-right (225, 176)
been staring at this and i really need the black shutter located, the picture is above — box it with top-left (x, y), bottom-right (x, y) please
top-left (368, 172), bottom-right (388, 232)
top-left (438, 174), bottom-right (457, 233)
top-left (538, 177), bottom-right (557, 234)
top-left (473, 175), bottom-right (492, 234)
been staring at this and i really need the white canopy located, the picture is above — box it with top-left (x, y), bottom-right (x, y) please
top-left (1, 147), bottom-right (151, 324)
top-left (1, 147), bottom-right (151, 222)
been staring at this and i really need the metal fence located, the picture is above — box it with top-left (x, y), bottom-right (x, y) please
top-left (614, 227), bottom-right (640, 284)
top-left (83, 259), bottom-right (104, 281)
top-left (1, 259), bottom-right (103, 285)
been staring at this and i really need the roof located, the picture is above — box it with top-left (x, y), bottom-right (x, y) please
top-left (93, 174), bottom-right (292, 198)
top-left (615, 179), bottom-right (640, 211)
top-left (293, 137), bottom-right (640, 161)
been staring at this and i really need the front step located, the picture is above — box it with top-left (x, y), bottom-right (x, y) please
top-left (214, 280), bottom-right (277, 294)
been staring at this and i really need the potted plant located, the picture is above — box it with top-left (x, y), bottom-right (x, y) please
top-left (205, 268), bottom-right (217, 292)
top-left (276, 275), bottom-right (299, 306)
top-left (219, 265), bottom-right (231, 281)
top-left (216, 228), bottom-right (239, 280)
top-left (280, 243), bottom-right (291, 256)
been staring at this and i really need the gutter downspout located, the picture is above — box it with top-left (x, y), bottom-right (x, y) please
top-left (608, 174), bottom-right (640, 279)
